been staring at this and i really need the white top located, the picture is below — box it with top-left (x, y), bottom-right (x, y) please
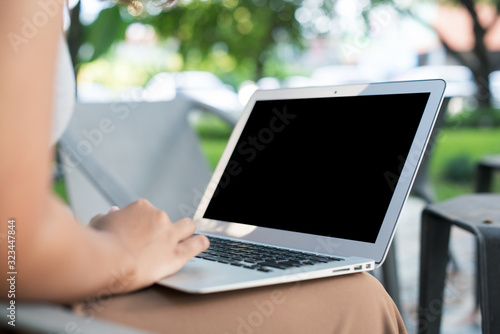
top-left (51, 35), bottom-right (76, 145)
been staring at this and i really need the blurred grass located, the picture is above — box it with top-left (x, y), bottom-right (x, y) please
top-left (194, 113), bottom-right (233, 170)
top-left (430, 127), bottom-right (500, 200)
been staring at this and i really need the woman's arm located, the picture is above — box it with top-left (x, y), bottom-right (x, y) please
top-left (0, 1), bottom-right (208, 304)
top-left (17, 194), bottom-right (208, 303)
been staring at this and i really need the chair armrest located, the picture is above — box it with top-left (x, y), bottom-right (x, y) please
top-left (0, 302), bottom-right (153, 334)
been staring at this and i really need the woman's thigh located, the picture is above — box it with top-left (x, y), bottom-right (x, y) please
top-left (76, 272), bottom-right (406, 334)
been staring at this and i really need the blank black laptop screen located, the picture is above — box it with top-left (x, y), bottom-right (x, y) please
top-left (203, 93), bottom-right (431, 243)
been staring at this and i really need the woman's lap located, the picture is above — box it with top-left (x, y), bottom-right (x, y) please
top-left (75, 272), bottom-right (406, 333)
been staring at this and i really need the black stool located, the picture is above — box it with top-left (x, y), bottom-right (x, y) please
top-left (418, 194), bottom-right (500, 334)
top-left (475, 155), bottom-right (500, 193)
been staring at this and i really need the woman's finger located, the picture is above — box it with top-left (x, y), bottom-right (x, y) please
top-left (175, 234), bottom-right (210, 260)
top-left (108, 206), bottom-right (120, 213)
top-left (172, 218), bottom-right (197, 240)
top-left (88, 213), bottom-right (104, 227)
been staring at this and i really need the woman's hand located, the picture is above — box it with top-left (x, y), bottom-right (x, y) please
top-left (89, 199), bottom-right (209, 292)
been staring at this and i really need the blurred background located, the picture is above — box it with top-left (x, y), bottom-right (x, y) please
top-left (65, 0), bottom-right (500, 202)
top-left (61, 0), bottom-right (500, 333)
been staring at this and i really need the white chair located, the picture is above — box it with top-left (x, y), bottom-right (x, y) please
top-left (59, 97), bottom-right (230, 224)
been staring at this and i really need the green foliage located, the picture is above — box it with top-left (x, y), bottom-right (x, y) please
top-left (85, 6), bottom-right (129, 62)
top-left (194, 113), bottom-right (233, 139)
top-left (193, 113), bottom-right (233, 169)
top-left (441, 155), bottom-right (475, 183)
top-left (80, 0), bottom-right (312, 84)
top-left (430, 127), bottom-right (500, 199)
top-left (53, 178), bottom-right (69, 204)
top-left (445, 107), bottom-right (500, 128)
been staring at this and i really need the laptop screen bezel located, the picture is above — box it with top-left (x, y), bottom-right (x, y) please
top-left (193, 79), bottom-right (446, 265)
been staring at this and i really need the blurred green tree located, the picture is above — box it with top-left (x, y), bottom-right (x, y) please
top-left (67, 0), bottom-right (328, 85)
top-left (68, 0), bottom-right (500, 108)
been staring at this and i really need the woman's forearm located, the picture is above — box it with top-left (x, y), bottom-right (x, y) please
top-left (0, 1), bottom-right (209, 304)
top-left (16, 194), bottom-right (137, 303)
top-left (0, 1), bottom-right (67, 302)
top-left (0, 3), bottom-right (134, 302)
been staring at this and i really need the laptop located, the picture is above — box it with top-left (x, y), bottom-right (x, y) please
top-left (158, 79), bottom-right (446, 293)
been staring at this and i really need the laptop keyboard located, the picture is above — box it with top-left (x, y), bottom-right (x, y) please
top-left (195, 235), bottom-right (344, 273)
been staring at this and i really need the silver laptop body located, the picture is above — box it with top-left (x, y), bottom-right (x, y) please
top-left (158, 79), bottom-right (446, 293)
